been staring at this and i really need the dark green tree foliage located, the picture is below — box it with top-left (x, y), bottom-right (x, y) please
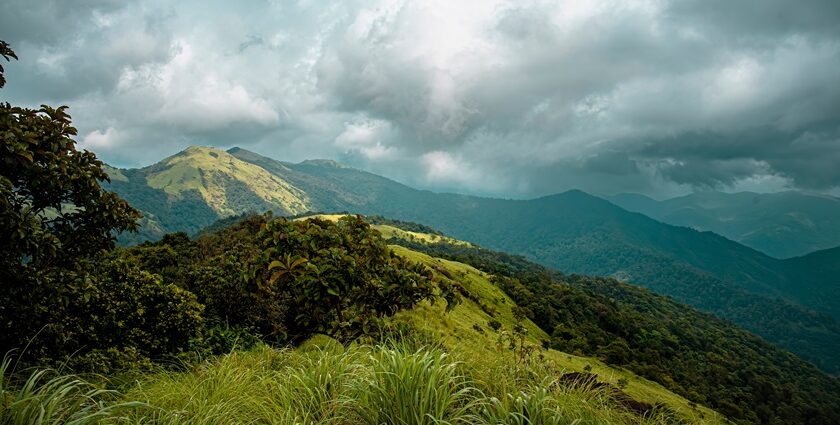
top-left (390, 237), bottom-right (840, 425)
top-left (127, 215), bottom-right (287, 347)
top-left (0, 42), bottom-right (137, 267)
top-left (0, 41), bottom-right (16, 90)
top-left (121, 214), bottom-right (449, 348)
top-left (0, 42), bottom-right (198, 366)
top-left (247, 216), bottom-right (439, 342)
top-left (35, 257), bottom-right (202, 363)
top-left (0, 104), bottom-right (139, 269)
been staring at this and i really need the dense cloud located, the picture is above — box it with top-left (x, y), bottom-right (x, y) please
top-left (2, 0), bottom-right (839, 197)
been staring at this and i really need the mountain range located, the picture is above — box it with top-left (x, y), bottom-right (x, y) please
top-left (104, 145), bottom-right (840, 374)
top-left (607, 191), bottom-right (840, 259)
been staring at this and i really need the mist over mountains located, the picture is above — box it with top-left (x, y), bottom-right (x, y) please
top-left (608, 191), bottom-right (840, 259)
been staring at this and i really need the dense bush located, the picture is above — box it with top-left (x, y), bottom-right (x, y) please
top-left (2, 257), bottom-right (203, 365)
top-left (121, 214), bottom-right (452, 348)
top-left (246, 215), bottom-right (442, 342)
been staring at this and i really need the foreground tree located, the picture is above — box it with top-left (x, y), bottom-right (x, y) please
top-left (1, 41), bottom-right (200, 365)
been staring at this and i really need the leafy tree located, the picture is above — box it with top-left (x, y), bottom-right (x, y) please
top-left (247, 216), bottom-right (441, 342)
top-left (1, 41), bottom-right (17, 89)
top-left (0, 42), bottom-right (194, 365)
top-left (0, 42), bottom-right (139, 272)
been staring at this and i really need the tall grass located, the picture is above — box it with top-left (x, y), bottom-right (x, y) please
top-left (0, 355), bottom-right (142, 424)
top-left (348, 346), bottom-right (479, 424)
top-left (2, 339), bottom-right (694, 424)
top-left (119, 340), bottom-right (690, 424)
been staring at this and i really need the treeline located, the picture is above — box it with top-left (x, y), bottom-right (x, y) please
top-left (388, 237), bottom-right (840, 425)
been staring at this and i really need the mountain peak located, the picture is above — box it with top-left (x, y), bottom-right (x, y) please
top-left (141, 144), bottom-right (311, 217)
top-left (177, 145), bottom-right (227, 157)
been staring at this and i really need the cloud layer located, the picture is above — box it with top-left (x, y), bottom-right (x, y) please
top-left (2, 0), bottom-right (839, 197)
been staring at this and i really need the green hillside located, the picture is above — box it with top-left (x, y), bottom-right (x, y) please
top-left (109, 214), bottom-right (840, 424)
top-left (114, 226), bottom-right (726, 424)
top-left (105, 146), bottom-right (840, 375)
top-left (365, 217), bottom-right (840, 424)
top-left (779, 246), bottom-right (840, 320)
top-left (608, 191), bottom-right (840, 259)
top-left (397, 190), bottom-right (840, 374)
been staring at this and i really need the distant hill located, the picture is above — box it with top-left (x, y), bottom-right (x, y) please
top-left (779, 246), bottom-right (840, 321)
top-left (607, 191), bottom-right (840, 259)
top-left (103, 146), bottom-right (840, 374)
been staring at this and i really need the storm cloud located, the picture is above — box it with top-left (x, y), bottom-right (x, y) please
top-left (2, 0), bottom-right (839, 197)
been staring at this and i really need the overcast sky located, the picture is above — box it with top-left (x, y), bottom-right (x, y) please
top-left (2, 0), bottom-right (839, 198)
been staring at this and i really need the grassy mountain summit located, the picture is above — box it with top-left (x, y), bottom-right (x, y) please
top-left (104, 146), bottom-right (840, 375)
top-left (143, 145), bottom-right (310, 216)
top-left (607, 191), bottom-right (840, 259)
top-left (104, 146), bottom-right (317, 242)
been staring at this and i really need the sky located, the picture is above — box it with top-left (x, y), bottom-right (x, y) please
top-left (2, 0), bottom-right (839, 199)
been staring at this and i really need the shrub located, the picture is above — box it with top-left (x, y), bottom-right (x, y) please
top-left (488, 319), bottom-right (502, 331)
top-left (4, 257), bottom-right (203, 367)
top-left (247, 216), bottom-right (445, 342)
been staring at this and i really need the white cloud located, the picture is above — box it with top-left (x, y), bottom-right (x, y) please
top-left (335, 119), bottom-right (398, 160)
top-left (81, 127), bottom-right (120, 150)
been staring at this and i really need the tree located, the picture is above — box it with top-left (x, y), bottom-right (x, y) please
top-left (0, 41), bottom-right (158, 363)
top-left (247, 216), bottom-right (443, 342)
top-left (0, 42), bottom-right (139, 273)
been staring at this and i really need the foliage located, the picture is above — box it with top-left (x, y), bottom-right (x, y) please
top-left (1, 255), bottom-right (203, 366)
top-left (246, 216), bottom-right (442, 342)
top-left (118, 214), bottom-right (455, 349)
top-left (0, 41), bottom-right (17, 89)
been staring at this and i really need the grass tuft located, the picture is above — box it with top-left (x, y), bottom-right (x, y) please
top-left (0, 355), bottom-right (143, 424)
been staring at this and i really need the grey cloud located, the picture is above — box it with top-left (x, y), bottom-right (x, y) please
top-left (1, 0), bottom-right (839, 196)
top-left (666, 0), bottom-right (840, 41)
top-left (583, 151), bottom-right (640, 176)
top-left (0, 0), bottom-right (125, 45)
top-left (1, 1), bottom-right (174, 104)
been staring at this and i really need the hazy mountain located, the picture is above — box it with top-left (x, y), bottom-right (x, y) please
top-left (104, 146), bottom-right (840, 374)
top-left (779, 246), bottom-right (840, 321)
top-left (607, 191), bottom-right (840, 259)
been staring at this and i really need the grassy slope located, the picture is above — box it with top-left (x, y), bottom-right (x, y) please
top-left (114, 243), bottom-right (726, 424)
top-left (391, 245), bottom-right (726, 425)
top-left (294, 215), bottom-right (725, 423)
